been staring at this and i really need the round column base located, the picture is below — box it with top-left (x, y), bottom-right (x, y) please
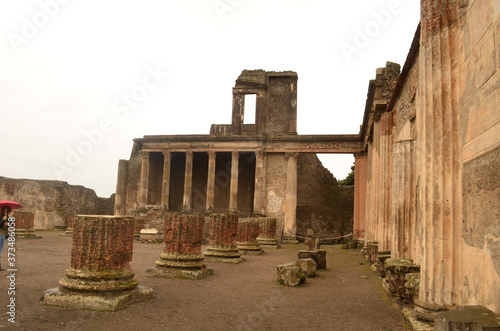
top-left (237, 242), bottom-right (265, 255)
top-left (59, 268), bottom-right (138, 293)
top-left (156, 253), bottom-right (207, 269)
top-left (204, 247), bottom-right (245, 263)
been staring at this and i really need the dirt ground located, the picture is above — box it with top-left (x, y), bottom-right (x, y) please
top-left (0, 231), bottom-right (409, 331)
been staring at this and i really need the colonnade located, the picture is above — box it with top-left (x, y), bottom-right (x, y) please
top-left (137, 150), bottom-right (270, 216)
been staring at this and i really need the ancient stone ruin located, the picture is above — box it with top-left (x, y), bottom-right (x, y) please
top-left (145, 213), bottom-right (213, 280)
top-left (256, 217), bottom-right (280, 248)
top-left (114, 70), bottom-right (356, 243)
top-left (236, 218), bottom-right (264, 255)
top-left (352, 0), bottom-right (500, 325)
top-left (36, 2), bottom-right (500, 325)
top-left (0, 177), bottom-right (114, 229)
top-left (204, 213), bottom-right (244, 263)
top-left (40, 215), bottom-right (153, 311)
top-left (12, 211), bottom-right (41, 239)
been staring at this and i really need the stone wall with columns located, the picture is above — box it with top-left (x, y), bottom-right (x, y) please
top-left (114, 70), bottom-right (357, 242)
top-left (360, 62), bottom-right (401, 252)
top-left (356, 0), bottom-right (500, 314)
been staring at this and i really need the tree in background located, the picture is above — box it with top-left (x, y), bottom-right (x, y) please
top-left (338, 163), bottom-right (354, 187)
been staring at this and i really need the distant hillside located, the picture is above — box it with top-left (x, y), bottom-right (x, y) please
top-left (0, 177), bottom-right (114, 229)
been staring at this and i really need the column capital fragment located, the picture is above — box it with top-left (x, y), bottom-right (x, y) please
top-left (162, 151), bottom-right (171, 160)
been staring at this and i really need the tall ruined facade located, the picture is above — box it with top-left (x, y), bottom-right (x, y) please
top-left (115, 70), bottom-right (358, 241)
top-left (354, 0), bottom-right (500, 314)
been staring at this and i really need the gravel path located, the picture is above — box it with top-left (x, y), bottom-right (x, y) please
top-left (0, 231), bottom-right (409, 331)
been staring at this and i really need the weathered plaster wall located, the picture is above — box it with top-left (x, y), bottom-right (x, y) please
top-left (296, 154), bottom-right (354, 239)
top-left (459, 0), bottom-right (500, 313)
top-left (0, 177), bottom-right (114, 228)
top-left (267, 75), bottom-right (297, 135)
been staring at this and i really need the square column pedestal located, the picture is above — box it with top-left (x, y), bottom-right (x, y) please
top-left (204, 213), bottom-right (245, 264)
top-left (146, 213), bottom-right (213, 280)
top-left (40, 215), bottom-right (154, 312)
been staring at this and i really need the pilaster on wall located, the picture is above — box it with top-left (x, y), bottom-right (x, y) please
top-left (361, 62), bottom-right (400, 249)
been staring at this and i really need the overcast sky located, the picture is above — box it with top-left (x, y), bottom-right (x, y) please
top-left (0, 0), bottom-right (420, 198)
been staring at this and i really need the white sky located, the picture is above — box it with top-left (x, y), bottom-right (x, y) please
top-left (0, 0), bottom-right (421, 198)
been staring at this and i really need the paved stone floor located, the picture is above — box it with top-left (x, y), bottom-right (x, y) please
top-left (0, 231), bottom-right (410, 330)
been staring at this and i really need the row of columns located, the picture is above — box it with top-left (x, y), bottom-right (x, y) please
top-left (139, 150), bottom-right (267, 215)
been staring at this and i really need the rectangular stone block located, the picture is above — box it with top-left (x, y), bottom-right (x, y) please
top-left (298, 250), bottom-right (326, 269)
top-left (434, 306), bottom-right (500, 331)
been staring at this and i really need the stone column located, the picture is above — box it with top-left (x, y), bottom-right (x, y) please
top-left (253, 151), bottom-right (266, 216)
top-left (379, 111), bottom-right (393, 252)
top-left (391, 140), bottom-right (416, 259)
top-left (114, 159), bottom-right (128, 215)
top-left (367, 241), bottom-right (379, 265)
top-left (182, 151), bottom-right (193, 212)
top-left (61, 217), bottom-right (75, 237)
top-left (364, 141), bottom-right (374, 246)
top-left (237, 218), bottom-right (264, 255)
top-left (40, 215), bottom-right (153, 311)
top-left (139, 151), bottom-right (150, 208)
top-left (256, 217), bottom-right (279, 248)
top-left (12, 211), bottom-right (41, 239)
top-left (308, 236), bottom-right (320, 251)
top-left (204, 213), bottom-right (244, 263)
top-left (353, 152), bottom-right (367, 240)
top-left (206, 151), bottom-right (216, 213)
top-left (229, 151), bottom-right (239, 213)
top-left (284, 152), bottom-right (299, 242)
top-left (146, 213), bottom-right (213, 280)
top-left (134, 217), bottom-right (146, 239)
top-left (415, 0), bottom-right (462, 317)
top-left (161, 151), bottom-right (171, 209)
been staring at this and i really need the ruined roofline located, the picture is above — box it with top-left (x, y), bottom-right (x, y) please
top-left (135, 133), bottom-right (362, 143)
top-left (235, 69), bottom-right (298, 89)
top-left (239, 69), bottom-right (298, 77)
top-left (359, 23), bottom-right (420, 142)
top-left (386, 24), bottom-right (420, 114)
